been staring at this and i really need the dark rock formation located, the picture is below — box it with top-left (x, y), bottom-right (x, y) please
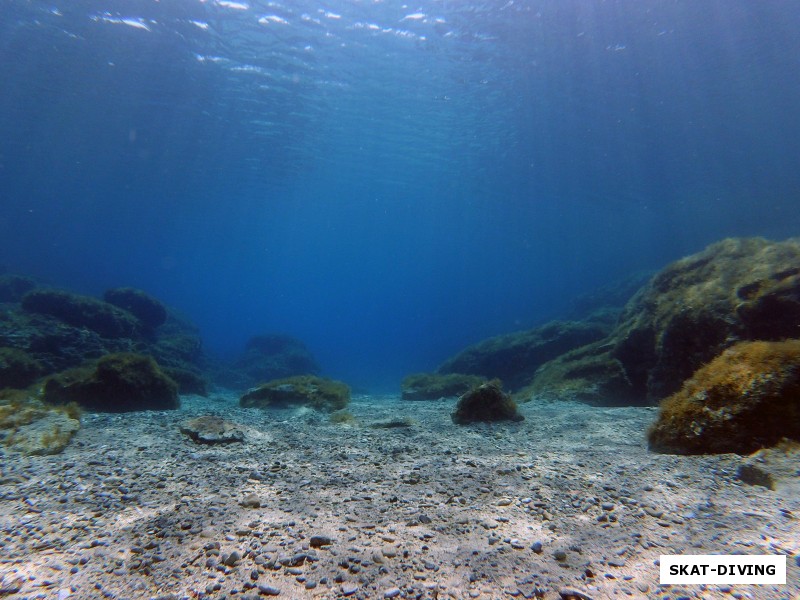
top-left (438, 320), bottom-right (609, 391)
top-left (43, 353), bottom-right (179, 412)
top-left (104, 287), bottom-right (168, 330)
top-left (401, 372), bottom-right (486, 400)
top-left (22, 289), bottom-right (141, 339)
top-left (528, 237), bottom-right (800, 405)
top-left (0, 347), bottom-right (44, 389)
top-left (221, 334), bottom-right (320, 389)
top-left (451, 380), bottom-right (524, 425)
top-left (240, 375), bottom-right (349, 412)
top-left (647, 340), bottom-right (800, 454)
top-left (0, 274), bottom-right (37, 303)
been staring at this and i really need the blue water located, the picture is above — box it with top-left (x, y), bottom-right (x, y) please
top-left (1, 0), bottom-right (799, 391)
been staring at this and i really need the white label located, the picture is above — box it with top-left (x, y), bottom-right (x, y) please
top-left (660, 555), bottom-right (786, 584)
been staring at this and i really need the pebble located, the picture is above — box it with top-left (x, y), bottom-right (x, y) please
top-left (553, 550), bottom-right (568, 562)
top-left (531, 541), bottom-right (543, 554)
top-left (559, 587), bottom-right (595, 600)
top-left (309, 535), bottom-right (333, 548)
top-left (258, 584), bottom-right (281, 596)
top-left (384, 587), bottom-right (402, 598)
top-left (341, 583), bottom-right (359, 596)
top-left (241, 494), bottom-right (261, 508)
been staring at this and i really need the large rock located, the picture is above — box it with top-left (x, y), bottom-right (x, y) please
top-left (240, 375), bottom-right (349, 412)
top-left (529, 237), bottom-right (800, 405)
top-left (0, 274), bottom-right (36, 303)
top-left (647, 340), bottom-right (800, 454)
top-left (0, 347), bottom-right (44, 389)
top-left (104, 287), bottom-right (167, 330)
top-left (438, 320), bottom-right (609, 391)
top-left (43, 353), bottom-right (179, 412)
top-left (22, 289), bottom-right (141, 339)
top-left (221, 334), bottom-right (320, 389)
top-left (451, 380), bottom-right (524, 425)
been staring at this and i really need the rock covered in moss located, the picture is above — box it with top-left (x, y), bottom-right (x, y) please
top-left (104, 287), bottom-right (167, 329)
top-left (240, 375), bottom-right (349, 412)
top-left (0, 391), bottom-right (81, 455)
top-left (43, 353), bottom-right (179, 412)
top-left (451, 381), bottom-right (524, 425)
top-left (401, 372), bottom-right (486, 400)
top-left (0, 347), bottom-right (44, 389)
top-left (647, 340), bottom-right (800, 454)
top-left (438, 320), bottom-right (608, 391)
top-left (22, 289), bottom-right (141, 339)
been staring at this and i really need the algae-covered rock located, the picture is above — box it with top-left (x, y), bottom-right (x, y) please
top-left (43, 353), bottom-right (179, 412)
top-left (0, 391), bottom-right (81, 455)
top-left (240, 375), bottom-right (349, 412)
top-left (647, 340), bottom-right (800, 454)
top-left (22, 289), bottom-right (141, 339)
top-left (0, 347), bottom-right (44, 389)
top-left (104, 287), bottom-right (168, 329)
top-left (438, 320), bottom-right (609, 391)
top-left (401, 372), bottom-right (486, 400)
top-left (451, 380), bottom-right (524, 425)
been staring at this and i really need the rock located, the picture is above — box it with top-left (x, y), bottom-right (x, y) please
top-left (559, 588), bottom-right (595, 600)
top-left (309, 535), bottom-right (333, 548)
top-left (401, 372), bottom-right (486, 400)
top-left (180, 416), bottom-right (245, 444)
top-left (43, 353), bottom-right (179, 412)
top-left (451, 381), bottom-right (524, 425)
top-left (240, 375), bottom-right (350, 412)
top-left (22, 288), bottom-right (141, 339)
top-left (103, 287), bottom-right (167, 330)
top-left (0, 274), bottom-right (37, 302)
top-left (0, 396), bottom-right (80, 455)
top-left (529, 237), bottom-right (800, 405)
top-left (736, 441), bottom-right (800, 496)
top-left (240, 494), bottom-right (261, 508)
top-left (0, 347), bottom-right (44, 389)
top-left (438, 320), bottom-right (609, 391)
top-left (647, 340), bottom-right (800, 454)
top-left (221, 334), bottom-right (320, 389)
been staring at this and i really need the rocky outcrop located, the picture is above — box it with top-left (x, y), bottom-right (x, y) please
top-left (240, 375), bottom-right (349, 412)
top-left (401, 372), bottom-right (485, 400)
top-left (220, 334), bottom-right (320, 389)
top-left (104, 287), bottom-right (167, 330)
top-left (647, 340), bottom-right (800, 454)
top-left (527, 237), bottom-right (800, 405)
top-left (438, 320), bottom-right (609, 391)
top-left (43, 353), bottom-right (179, 412)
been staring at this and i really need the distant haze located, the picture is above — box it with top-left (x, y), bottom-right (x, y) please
top-left (1, 0), bottom-right (799, 390)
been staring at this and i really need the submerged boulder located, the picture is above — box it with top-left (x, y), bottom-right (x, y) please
top-left (451, 380), bottom-right (524, 425)
top-left (240, 375), bottom-right (349, 412)
top-left (401, 372), bottom-right (486, 400)
top-left (221, 334), bottom-right (320, 389)
top-left (528, 237), bottom-right (800, 405)
top-left (22, 289), bottom-right (141, 339)
top-left (438, 320), bottom-right (609, 391)
top-left (43, 353), bottom-right (179, 412)
top-left (647, 340), bottom-right (800, 454)
top-left (104, 287), bottom-right (167, 330)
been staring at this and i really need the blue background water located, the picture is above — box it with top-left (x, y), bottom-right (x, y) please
top-left (1, 0), bottom-right (799, 390)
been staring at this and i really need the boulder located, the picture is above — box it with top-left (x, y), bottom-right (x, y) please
top-left (451, 380), bottom-right (524, 425)
top-left (529, 237), bottom-right (800, 405)
top-left (647, 340), bottom-right (800, 454)
top-left (240, 375), bottom-right (349, 412)
top-left (221, 334), bottom-right (320, 389)
top-left (401, 372), bottom-right (486, 400)
top-left (438, 320), bottom-right (609, 391)
top-left (22, 289), bottom-right (141, 339)
top-left (43, 353), bottom-right (179, 412)
top-left (104, 287), bottom-right (167, 329)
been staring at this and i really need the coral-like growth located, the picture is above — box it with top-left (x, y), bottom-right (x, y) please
top-left (401, 372), bottom-right (486, 400)
top-left (104, 287), bottom-right (168, 329)
top-left (240, 375), bottom-right (350, 412)
top-left (647, 340), bottom-right (800, 454)
top-left (43, 353), bottom-right (179, 412)
top-left (451, 380), bottom-right (524, 425)
top-left (22, 289), bottom-right (141, 339)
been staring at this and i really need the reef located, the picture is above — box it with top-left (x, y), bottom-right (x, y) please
top-left (219, 334), bottom-right (320, 389)
top-left (451, 380), bottom-right (524, 425)
top-left (401, 372), bottom-right (486, 400)
top-left (438, 320), bottom-right (609, 391)
top-left (240, 375), bottom-right (350, 412)
top-left (525, 237), bottom-right (800, 405)
top-left (647, 340), bottom-right (800, 454)
top-left (42, 353), bottom-right (180, 412)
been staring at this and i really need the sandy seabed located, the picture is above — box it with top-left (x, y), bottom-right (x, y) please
top-left (1, 393), bottom-right (798, 600)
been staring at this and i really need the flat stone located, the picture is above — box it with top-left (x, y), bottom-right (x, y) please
top-left (180, 416), bottom-right (245, 444)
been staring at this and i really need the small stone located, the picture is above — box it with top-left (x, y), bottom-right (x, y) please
top-left (418, 514), bottom-right (432, 524)
top-left (559, 587), bottom-right (595, 600)
top-left (258, 584), bottom-right (281, 596)
top-left (552, 550), bottom-right (567, 562)
top-left (341, 583), bottom-right (359, 596)
top-left (222, 551), bottom-right (241, 566)
top-left (309, 535), bottom-right (333, 548)
top-left (241, 494), bottom-right (261, 508)
top-left (384, 587), bottom-right (402, 598)
top-left (531, 541), bottom-right (543, 554)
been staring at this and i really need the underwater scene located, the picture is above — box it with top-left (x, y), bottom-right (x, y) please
top-left (1, 0), bottom-right (799, 599)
